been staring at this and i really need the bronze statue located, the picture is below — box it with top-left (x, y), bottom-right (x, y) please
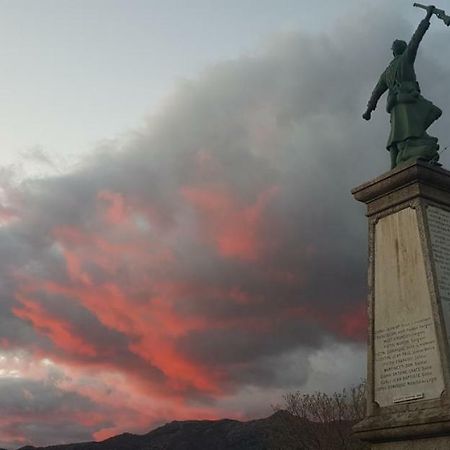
top-left (363, 4), bottom-right (447, 169)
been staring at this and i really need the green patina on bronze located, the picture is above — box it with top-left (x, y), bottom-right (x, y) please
top-left (363, 5), bottom-right (444, 169)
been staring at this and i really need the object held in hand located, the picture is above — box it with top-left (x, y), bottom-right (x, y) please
top-left (413, 3), bottom-right (450, 26)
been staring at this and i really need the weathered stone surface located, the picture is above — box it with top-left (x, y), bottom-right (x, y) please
top-left (428, 205), bottom-right (450, 346)
top-left (374, 207), bottom-right (444, 407)
top-left (352, 159), bottom-right (450, 216)
top-left (352, 161), bottom-right (450, 447)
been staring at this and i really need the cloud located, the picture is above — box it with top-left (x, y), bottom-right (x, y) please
top-left (0, 355), bottom-right (107, 448)
top-left (1, 7), bottom-right (450, 447)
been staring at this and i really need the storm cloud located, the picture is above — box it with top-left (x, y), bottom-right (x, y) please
top-left (1, 8), bottom-right (450, 448)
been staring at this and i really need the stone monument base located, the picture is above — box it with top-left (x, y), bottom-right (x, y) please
top-left (354, 404), bottom-right (450, 449)
top-left (352, 160), bottom-right (450, 449)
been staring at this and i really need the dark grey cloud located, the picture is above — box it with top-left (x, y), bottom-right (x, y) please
top-left (0, 376), bottom-right (108, 449)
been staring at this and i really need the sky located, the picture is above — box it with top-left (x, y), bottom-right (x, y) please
top-left (1, 0), bottom-right (450, 448)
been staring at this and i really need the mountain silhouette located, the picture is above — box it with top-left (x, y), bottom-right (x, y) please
top-left (15, 411), bottom-right (313, 450)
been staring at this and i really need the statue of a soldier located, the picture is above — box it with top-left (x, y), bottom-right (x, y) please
top-left (363, 5), bottom-right (442, 169)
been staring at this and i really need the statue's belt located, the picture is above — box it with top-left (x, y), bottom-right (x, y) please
top-left (387, 82), bottom-right (421, 112)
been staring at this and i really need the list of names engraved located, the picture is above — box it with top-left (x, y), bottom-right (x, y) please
top-left (428, 206), bottom-right (450, 343)
top-left (375, 317), bottom-right (439, 401)
top-left (374, 208), bottom-right (444, 406)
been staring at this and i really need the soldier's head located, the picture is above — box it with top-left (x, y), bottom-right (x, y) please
top-left (391, 40), bottom-right (407, 57)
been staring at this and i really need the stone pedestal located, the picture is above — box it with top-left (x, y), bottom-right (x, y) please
top-left (352, 160), bottom-right (450, 449)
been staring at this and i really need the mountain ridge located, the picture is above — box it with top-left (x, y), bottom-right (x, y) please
top-left (14, 411), bottom-right (310, 450)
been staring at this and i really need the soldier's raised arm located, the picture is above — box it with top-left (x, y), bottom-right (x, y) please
top-left (406, 5), bottom-right (435, 63)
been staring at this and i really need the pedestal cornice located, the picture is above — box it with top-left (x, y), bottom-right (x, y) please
top-left (352, 161), bottom-right (450, 216)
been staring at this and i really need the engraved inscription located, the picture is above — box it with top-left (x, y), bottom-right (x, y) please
top-left (375, 317), bottom-right (439, 398)
top-left (374, 208), bottom-right (444, 406)
top-left (428, 206), bottom-right (450, 343)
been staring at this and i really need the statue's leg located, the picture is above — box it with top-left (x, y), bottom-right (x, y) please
top-left (390, 145), bottom-right (399, 169)
top-left (395, 137), bottom-right (440, 167)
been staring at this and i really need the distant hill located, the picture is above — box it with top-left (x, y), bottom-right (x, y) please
top-left (15, 411), bottom-right (324, 450)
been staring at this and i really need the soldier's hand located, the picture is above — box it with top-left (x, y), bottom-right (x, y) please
top-left (426, 5), bottom-right (436, 18)
top-left (362, 110), bottom-right (372, 121)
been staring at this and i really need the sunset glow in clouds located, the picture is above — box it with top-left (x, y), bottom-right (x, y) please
top-left (3, 2), bottom-right (450, 447)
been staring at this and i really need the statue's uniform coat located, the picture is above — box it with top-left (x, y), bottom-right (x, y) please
top-left (368, 18), bottom-right (442, 151)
